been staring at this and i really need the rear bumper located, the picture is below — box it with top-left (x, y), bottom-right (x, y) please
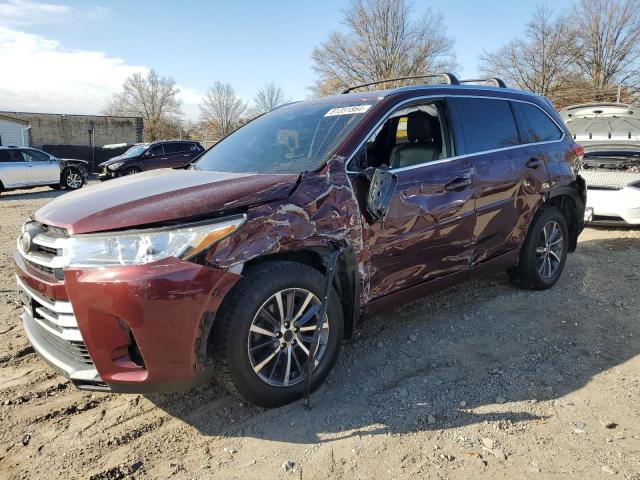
top-left (586, 187), bottom-right (640, 225)
top-left (15, 252), bottom-right (241, 392)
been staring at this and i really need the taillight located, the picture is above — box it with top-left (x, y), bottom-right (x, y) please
top-left (570, 143), bottom-right (584, 158)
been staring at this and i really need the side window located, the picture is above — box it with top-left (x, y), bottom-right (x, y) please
top-left (514, 103), bottom-right (563, 143)
top-left (451, 98), bottom-right (520, 154)
top-left (190, 143), bottom-right (202, 152)
top-left (351, 102), bottom-right (449, 171)
top-left (20, 149), bottom-right (50, 162)
top-left (148, 145), bottom-right (164, 156)
top-left (163, 143), bottom-right (183, 154)
top-left (0, 150), bottom-right (15, 162)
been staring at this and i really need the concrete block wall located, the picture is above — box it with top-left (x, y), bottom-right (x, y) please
top-left (0, 112), bottom-right (143, 147)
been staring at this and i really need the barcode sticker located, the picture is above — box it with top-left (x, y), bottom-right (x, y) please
top-left (324, 105), bottom-right (372, 117)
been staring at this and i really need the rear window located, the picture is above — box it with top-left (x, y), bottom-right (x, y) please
top-left (452, 98), bottom-right (520, 154)
top-left (514, 102), bottom-right (563, 143)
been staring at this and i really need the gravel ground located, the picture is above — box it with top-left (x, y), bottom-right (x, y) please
top-left (0, 185), bottom-right (639, 480)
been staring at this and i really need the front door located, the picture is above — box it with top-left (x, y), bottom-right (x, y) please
top-left (20, 149), bottom-right (59, 185)
top-left (359, 101), bottom-right (476, 299)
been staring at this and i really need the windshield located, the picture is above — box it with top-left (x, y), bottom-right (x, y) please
top-left (193, 98), bottom-right (378, 174)
top-left (122, 145), bottom-right (147, 158)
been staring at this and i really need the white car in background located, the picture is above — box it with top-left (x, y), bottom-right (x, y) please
top-left (561, 103), bottom-right (640, 226)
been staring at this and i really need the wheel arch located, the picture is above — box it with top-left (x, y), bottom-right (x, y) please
top-left (242, 247), bottom-right (360, 340)
top-left (546, 176), bottom-right (586, 252)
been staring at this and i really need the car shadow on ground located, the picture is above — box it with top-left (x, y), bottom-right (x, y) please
top-left (0, 189), bottom-right (68, 201)
top-left (148, 236), bottom-right (639, 444)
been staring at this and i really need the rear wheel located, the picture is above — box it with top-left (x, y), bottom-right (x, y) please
top-left (509, 207), bottom-right (569, 290)
top-left (62, 168), bottom-right (84, 190)
top-left (211, 261), bottom-right (343, 407)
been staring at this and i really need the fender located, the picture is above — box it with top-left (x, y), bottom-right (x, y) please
top-left (548, 175), bottom-right (587, 251)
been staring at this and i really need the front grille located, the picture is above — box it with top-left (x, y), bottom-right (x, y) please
top-left (17, 222), bottom-right (68, 281)
top-left (25, 258), bottom-right (63, 280)
top-left (581, 169), bottom-right (640, 189)
top-left (17, 276), bottom-right (94, 369)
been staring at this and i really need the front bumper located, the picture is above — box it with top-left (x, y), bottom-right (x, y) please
top-left (97, 168), bottom-right (119, 181)
top-left (15, 252), bottom-right (241, 392)
top-left (586, 187), bottom-right (640, 225)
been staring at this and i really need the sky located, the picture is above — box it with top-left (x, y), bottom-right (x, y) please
top-left (0, 0), bottom-right (574, 120)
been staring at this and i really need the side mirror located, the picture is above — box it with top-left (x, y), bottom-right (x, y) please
top-left (144, 150), bottom-right (153, 158)
top-left (366, 167), bottom-right (397, 222)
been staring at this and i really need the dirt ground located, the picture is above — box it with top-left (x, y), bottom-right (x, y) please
top-left (0, 185), bottom-right (639, 480)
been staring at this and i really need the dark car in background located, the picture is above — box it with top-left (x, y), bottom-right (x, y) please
top-left (98, 140), bottom-right (204, 179)
top-left (15, 74), bottom-right (587, 408)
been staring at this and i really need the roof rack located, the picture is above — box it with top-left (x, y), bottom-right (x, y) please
top-left (339, 73), bottom-right (460, 94)
top-left (459, 78), bottom-right (507, 88)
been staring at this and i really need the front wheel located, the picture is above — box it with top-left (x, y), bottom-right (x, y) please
top-left (509, 206), bottom-right (569, 290)
top-left (211, 261), bottom-right (344, 407)
top-left (62, 168), bottom-right (84, 190)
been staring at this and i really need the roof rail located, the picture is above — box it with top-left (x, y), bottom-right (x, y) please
top-left (459, 78), bottom-right (507, 88)
top-left (339, 73), bottom-right (460, 94)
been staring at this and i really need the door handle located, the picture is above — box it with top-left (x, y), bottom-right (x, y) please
top-left (444, 176), bottom-right (472, 191)
top-left (183, 154), bottom-right (190, 157)
top-left (526, 158), bottom-right (542, 169)
top-left (161, 157), bottom-right (168, 160)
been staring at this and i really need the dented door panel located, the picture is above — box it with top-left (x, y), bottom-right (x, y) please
top-left (471, 144), bottom-right (548, 264)
top-left (365, 157), bottom-right (475, 299)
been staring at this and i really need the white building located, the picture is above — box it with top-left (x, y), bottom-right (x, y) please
top-left (0, 115), bottom-right (30, 147)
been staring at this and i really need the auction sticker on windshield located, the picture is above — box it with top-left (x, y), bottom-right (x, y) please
top-left (325, 105), bottom-right (372, 116)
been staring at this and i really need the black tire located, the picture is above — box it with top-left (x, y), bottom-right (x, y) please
top-left (62, 168), bottom-right (84, 190)
top-left (211, 261), bottom-right (344, 407)
top-left (125, 167), bottom-right (141, 175)
top-left (509, 206), bottom-right (569, 290)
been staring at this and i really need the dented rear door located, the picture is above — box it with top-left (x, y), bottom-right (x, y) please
top-left (365, 157), bottom-right (475, 299)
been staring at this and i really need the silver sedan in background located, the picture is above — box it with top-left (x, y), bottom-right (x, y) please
top-left (0, 146), bottom-right (88, 195)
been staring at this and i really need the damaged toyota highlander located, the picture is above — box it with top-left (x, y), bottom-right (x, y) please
top-left (15, 74), bottom-right (587, 407)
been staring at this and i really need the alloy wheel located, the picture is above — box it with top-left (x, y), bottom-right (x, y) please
top-left (66, 172), bottom-right (82, 189)
top-left (247, 288), bottom-right (329, 387)
top-left (536, 220), bottom-right (564, 279)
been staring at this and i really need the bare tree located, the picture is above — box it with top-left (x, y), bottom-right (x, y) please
top-left (250, 82), bottom-right (287, 117)
top-left (480, 7), bottom-right (575, 99)
top-left (103, 70), bottom-right (182, 141)
top-left (311, 0), bottom-right (457, 96)
top-left (199, 82), bottom-right (247, 139)
top-left (571, 0), bottom-right (640, 94)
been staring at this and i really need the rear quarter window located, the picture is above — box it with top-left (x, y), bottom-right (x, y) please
top-left (451, 98), bottom-right (520, 154)
top-left (514, 102), bottom-right (563, 143)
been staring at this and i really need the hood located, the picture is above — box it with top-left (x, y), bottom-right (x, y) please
top-left (582, 142), bottom-right (640, 153)
top-left (60, 158), bottom-right (88, 165)
top-left (35, 168), bottom-right (299, 234)
top-left (98, 154), bottom-right (127, 167)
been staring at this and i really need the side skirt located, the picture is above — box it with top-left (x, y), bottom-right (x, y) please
top-left (362, 249), bottom-right (519, 318)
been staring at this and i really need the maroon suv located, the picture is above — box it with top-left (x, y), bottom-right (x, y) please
top-left (15, 75), bottom-right (586, 407)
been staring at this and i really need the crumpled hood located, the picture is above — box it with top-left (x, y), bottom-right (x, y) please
top-left (35, 168), bottom-right (299, 234)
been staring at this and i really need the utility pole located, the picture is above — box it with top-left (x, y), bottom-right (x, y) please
top-left (617, 83), bottom-right (622, 103)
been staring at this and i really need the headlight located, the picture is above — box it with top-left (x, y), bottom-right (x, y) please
top-left (108, 162), bottom-right (124, 171)
top-left (65, 215), bottom-right (245, 268)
